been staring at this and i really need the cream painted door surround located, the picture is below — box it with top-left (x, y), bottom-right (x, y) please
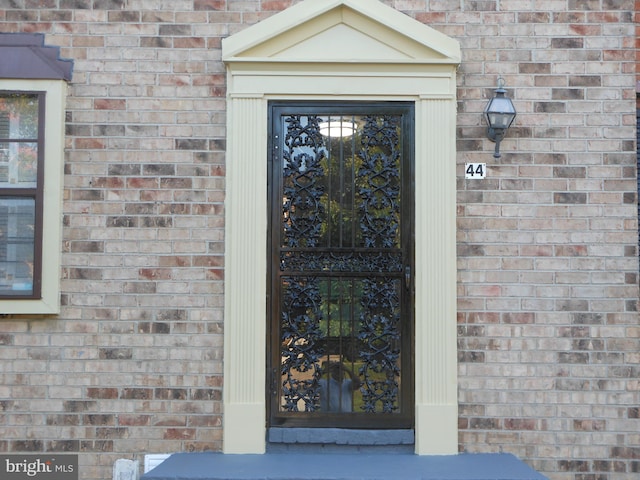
top-left (222, 0), bottom-right (460, 455)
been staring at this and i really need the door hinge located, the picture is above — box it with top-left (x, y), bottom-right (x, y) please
top-left (270, 368), bottom-right (278, 396)
top-left (405, 265), bottom-right (411, 291)
top-left (272, 134), bottom-right (279, 161)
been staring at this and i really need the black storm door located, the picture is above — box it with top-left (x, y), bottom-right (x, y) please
top-left (268, 102), bottom-right (414, 429)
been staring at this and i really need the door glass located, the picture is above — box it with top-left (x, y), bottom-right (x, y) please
top-left (269, 104), bottom-right (414, 428)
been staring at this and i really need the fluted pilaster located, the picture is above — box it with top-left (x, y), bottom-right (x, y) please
top-left (414, 97), bottom-right (458, 455)
top-left (223, 95), bottom-right (268, 453)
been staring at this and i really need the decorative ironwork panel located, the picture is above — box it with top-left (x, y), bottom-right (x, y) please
top-left (280, 276), bottom-right (325, 412)
top-left (281, 115), bottom-right (327, 248)
top-left (280, 251), bottom-right (403, 273)
top-left (358, 278), bottom-right (401, 413)
top-left (269, 103), bottom-right (413, 428)
top-left (357, 115), bottom-right (401, 249)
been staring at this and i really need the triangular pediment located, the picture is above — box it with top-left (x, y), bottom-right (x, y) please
top-left (222, 0), bottom-right (460, 65)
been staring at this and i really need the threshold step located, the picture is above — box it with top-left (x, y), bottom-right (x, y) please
top-left (141, 452), bottom-right (548, 480)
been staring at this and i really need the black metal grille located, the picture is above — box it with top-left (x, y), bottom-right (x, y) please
top-left (268, 103), bottom-right (414, 429)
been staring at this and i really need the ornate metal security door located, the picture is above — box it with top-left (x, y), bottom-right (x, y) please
top-left (268, 102), bottom-right (414, 429)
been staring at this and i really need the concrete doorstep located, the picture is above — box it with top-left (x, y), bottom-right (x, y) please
top-left (141, 452), bottom-right (549, 480)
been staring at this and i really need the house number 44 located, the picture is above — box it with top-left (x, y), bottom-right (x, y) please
top-left (465, 163), bottom-right (486, 179)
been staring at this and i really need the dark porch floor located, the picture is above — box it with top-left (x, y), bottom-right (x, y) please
top-left (141, 452), bottom-right (548, 480)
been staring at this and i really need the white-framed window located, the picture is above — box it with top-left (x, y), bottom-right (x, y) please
top-left (0, 81), bottom-right (67, 314)
top-left (0, 34), bottom-right (72, 314)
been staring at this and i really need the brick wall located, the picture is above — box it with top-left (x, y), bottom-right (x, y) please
top-left (453, 1), bottom-right (639, 479)
top-left (0, 1), bottom-right (638, 480)
top-left (637, 0), bottom-right (640, 106)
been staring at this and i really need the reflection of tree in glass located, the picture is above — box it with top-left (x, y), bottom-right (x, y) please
top-left (316, 115), bottom-right (402, 250)
top-left (319, 129), bottom-right (359, 248)
top-left (17, 145), bottom-right (37, 182)
top-left (0, 94), bottom-right (39, 185)
top-left (0, 94), bottom-right (39, 139)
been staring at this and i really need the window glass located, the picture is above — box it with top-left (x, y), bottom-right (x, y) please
top-left (0, 94), bottom-right (39, 139)
top-left (0, 92), bottom-right (42, 299)
top-left (0, 197), bottom-right (36, 296)
top-left (0, 143), bottom-right (38, 187)
top-left (0, 94), bottom-right (39, 188)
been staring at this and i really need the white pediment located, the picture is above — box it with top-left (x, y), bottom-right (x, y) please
top-left (223, 0), bottom-right (460, 457)
top-left (222, 0), bottom-right (460, 65)
top-left (271, 23), bottom-right (412, 61)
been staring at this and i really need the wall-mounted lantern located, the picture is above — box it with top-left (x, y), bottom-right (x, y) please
top-left (484, 78), bottom-right (516, 158)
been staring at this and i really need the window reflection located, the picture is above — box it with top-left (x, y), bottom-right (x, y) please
top-left (0, 197), bottom-right (35, 295)
top-left (0, 94), bottom-right (39, 188)
top-left (0, 92), bottom-right (41, 298)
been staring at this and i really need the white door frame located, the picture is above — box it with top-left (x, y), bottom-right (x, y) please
top-left (222, 0), bottom-right (460, 455)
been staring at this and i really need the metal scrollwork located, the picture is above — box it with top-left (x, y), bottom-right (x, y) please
top-left (275, 110), bottom-right (406, 420)
top-left (282, 115), bottom-right (327, 248)
top-left (358, 278), bottom-right (401, 413)
top-left (280, 251), bottom-right (403, 273)
top-left (357, 115), bottom-right (401, 248)
top-left (280, 276), bottom-right (325, 412)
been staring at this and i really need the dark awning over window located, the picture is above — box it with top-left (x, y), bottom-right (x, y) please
top-left (0, 33), bottom-right (73, 82)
